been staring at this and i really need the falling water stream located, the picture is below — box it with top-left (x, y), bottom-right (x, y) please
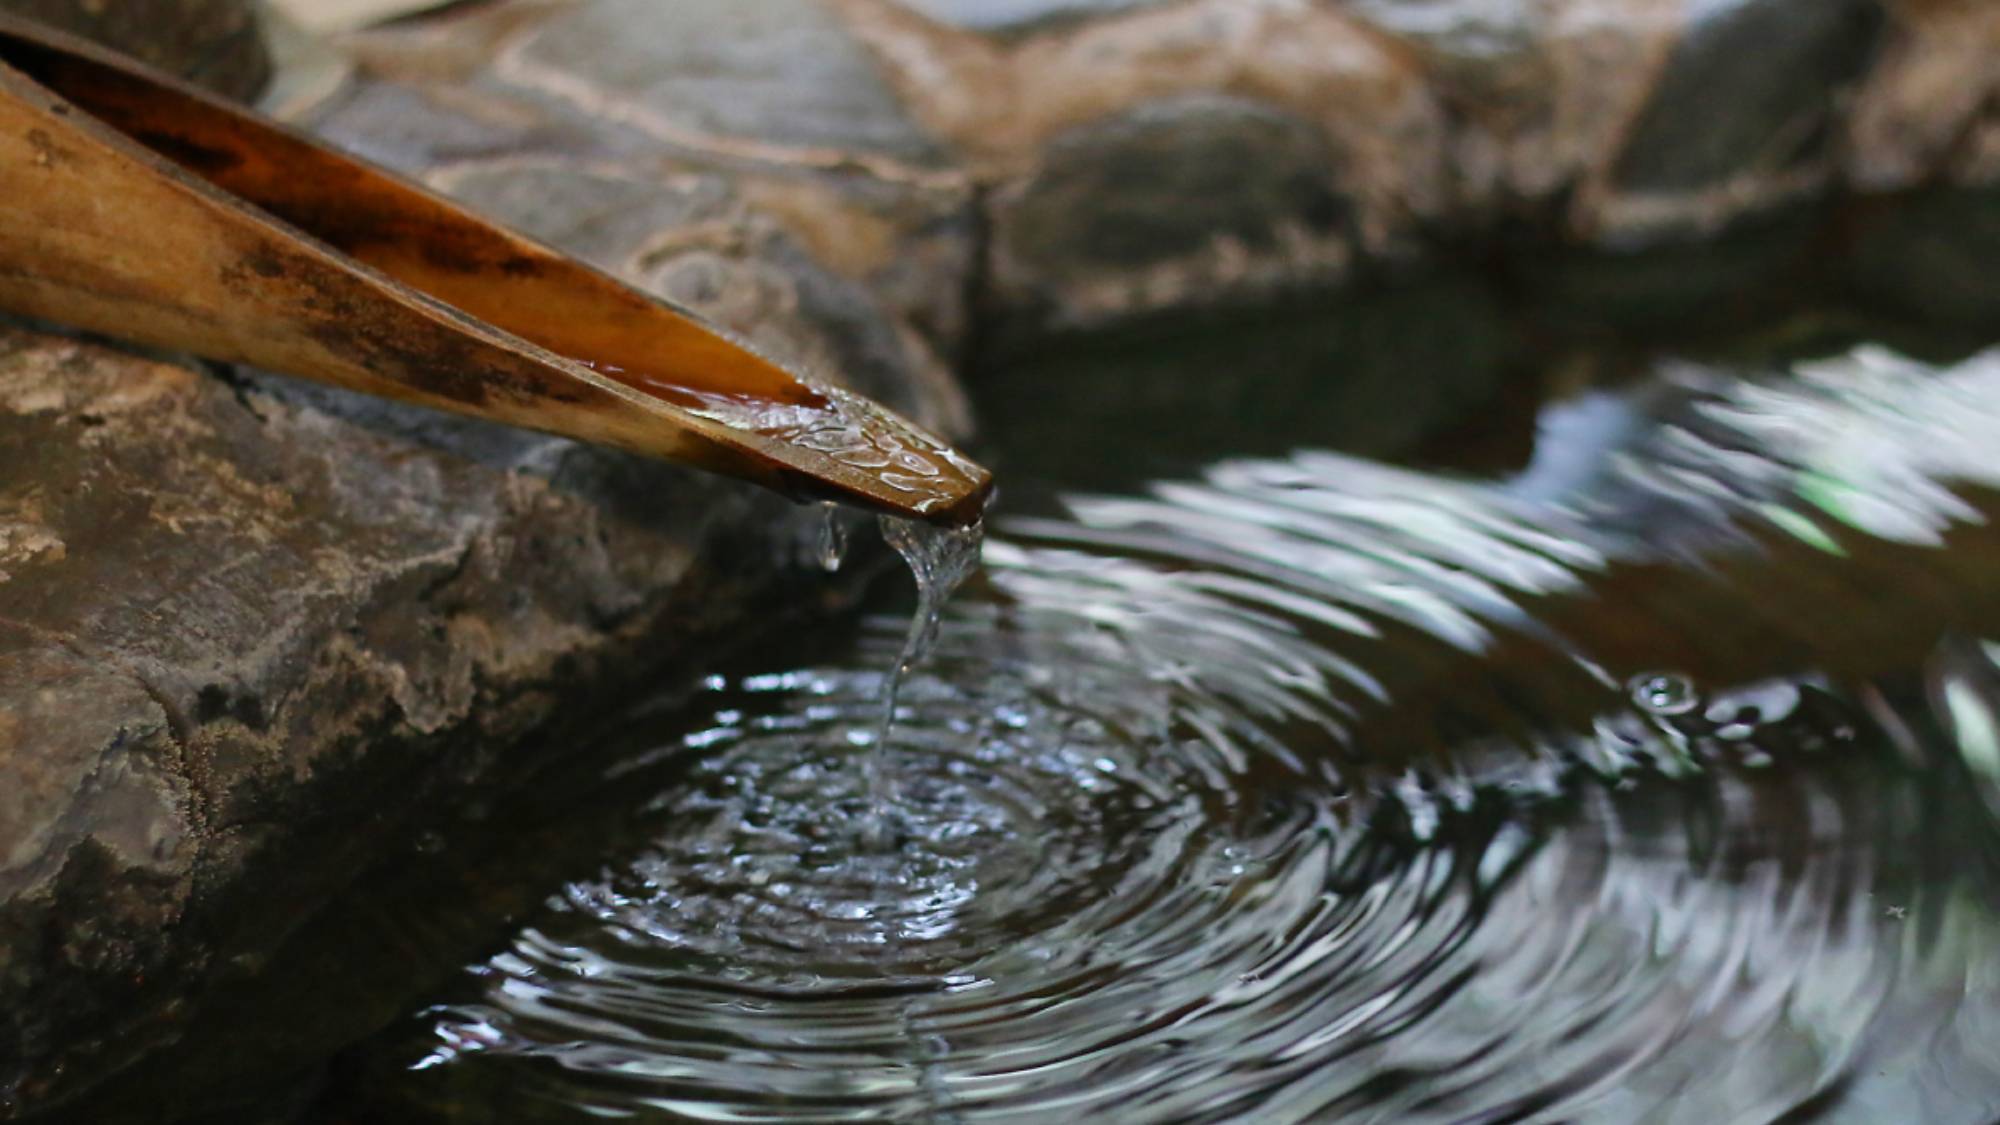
top-left (214, 313), bottom-right (2000, 1124)
top-left (816, 504), bottom-right (850, 574)
top-left (869, 516), bottom-right (986, 811)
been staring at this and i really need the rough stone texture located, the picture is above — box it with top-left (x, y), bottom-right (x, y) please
top-left (840, 0), bottom-right (1451, 331)
top-left (1846, 0), bottom-right (2000, 192)
top-left (827, 0), bottom-right (1997, 333)
top-left (270, 0), bottom-right (2000, 341)
top-left (990, 94), bottom-right (1358, 333)
top-left (1613, 0), bottom-right (1885, 192)
top-left (1593, 0), bottom-right (1888, 242)
top-left (19, 0), bottom-right (2000, 343)
top-left (322, 0), bottom-right (981, 376)
top-left (0, 0), bottom-right (269, 99)
top-left (512, 0), bottom-right (952, 167)
top-left (0, 325), bottom-right (928, 1114)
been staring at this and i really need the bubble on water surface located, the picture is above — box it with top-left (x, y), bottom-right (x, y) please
top-left (1630, 671), bottom-right (1700, 715)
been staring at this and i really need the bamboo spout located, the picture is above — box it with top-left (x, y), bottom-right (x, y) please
top-left (0, 16), bottom-right (991, 527)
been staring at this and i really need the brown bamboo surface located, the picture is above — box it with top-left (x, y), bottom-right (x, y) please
top-left (0, 14), bottom-right (992, 526)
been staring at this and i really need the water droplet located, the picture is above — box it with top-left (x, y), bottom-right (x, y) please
top-left (817, 503), bottom-right (848, 572)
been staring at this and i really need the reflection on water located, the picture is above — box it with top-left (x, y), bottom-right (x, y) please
top-left (322, 346), bottom-right (2000, 1122)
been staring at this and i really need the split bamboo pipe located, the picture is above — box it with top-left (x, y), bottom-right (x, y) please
top-left (0, 15), bottom-right (992, 527)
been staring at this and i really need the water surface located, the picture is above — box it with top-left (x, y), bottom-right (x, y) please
top-left (302, 338), bottom-right (2000, 1122)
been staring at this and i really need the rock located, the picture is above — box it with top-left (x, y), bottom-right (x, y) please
top-left (1844, 0), bottom-right (2000, 193)
top-left (429, 162), bottom-right (963, 422)
top-left (841, 0), bottom-right (1447, 333)
top-left (1613, 0), bottom-right (1886, 192)
top-left (989, 94), bottom-right (1355, 335)
top-left (510, 0), bottom-right (951, 168)
top-left (1590, 0), bottom-right (1889, 242)
top-left (1343, 0), bottom-right (1682, 214)
top-left (317, 0), bottom-right (980, 385)
top-left (1847, 185), bottom-right (2000, 327)
top-left (302, 0), bottom-right (2000, 340)
top-left (0, 0), bottom-right (268, 100)
top-left (892, 0), bottom-right (1168, 35)
top-left (0, 315), bottom-right (947, 1113)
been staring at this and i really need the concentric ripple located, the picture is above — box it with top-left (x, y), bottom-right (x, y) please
top-left (333, 346), bottom-right (2000, 1122)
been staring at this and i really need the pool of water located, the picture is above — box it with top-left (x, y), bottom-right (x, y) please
top-left (290, 333), bottom-right (2000, 1120)
top-left (67, 273), bottom-right (1993, 1122)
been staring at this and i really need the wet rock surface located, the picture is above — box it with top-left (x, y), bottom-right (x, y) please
top-left (1601, 0), bottom-right (1888, 239)
top-left (1613, 0), bottom-right (1886, 194)
top-left (991, 94), bottom-right (1355, 333)
top-left (0, 332), bottom-right (931, 1115)
top-left (0, 2), bottom-right (962, 1110)
top-left (300, 0), bottom-right (2000, 340)
top-left (514, 0), bottom-right (951, 167)
top-left (842, 0), bottom-right (2000, 332)
top-left (0, 0), bottom-right (268, 99)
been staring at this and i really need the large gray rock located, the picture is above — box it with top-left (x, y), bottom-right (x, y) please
top-left (843, 0), bottom-right (1450, 335)
top-left (989, 94), bottom-right (1355, 336)
top-left (0, 326), bottom-right (951, 1118)
top-left (0, 0), bottom-right (268, 99)
top-left (289, 0), bottom-right (2000, 341)
top-left (26, 0), bottom-right (2000, 345)
top-left (834, 0), bottom-right (2000, 333)
top-left (320, 0), bottom-right (981, 374)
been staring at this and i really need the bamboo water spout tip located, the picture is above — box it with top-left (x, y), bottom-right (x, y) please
top-left (0, 13), bottom-right (993, 525)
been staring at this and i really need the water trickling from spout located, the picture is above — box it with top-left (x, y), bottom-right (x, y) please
top-left (869, 515), bottom-right (984, 808)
